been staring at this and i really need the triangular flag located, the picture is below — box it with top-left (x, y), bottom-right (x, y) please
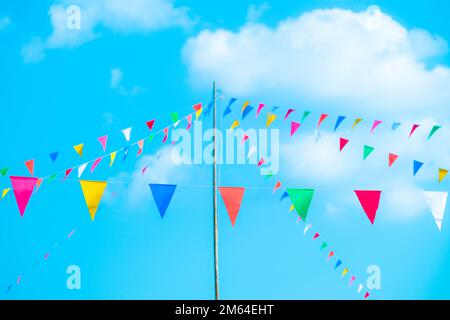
top-left (334, 116), bottom-right (346, 132)
top-left (364, 292), bottom-right (370, 299)
top-left (146, 119), bottom-right (155, 131)
top-left (317, 114), bottom-right (328, 128)
top-left (300, 111), bottom-right (311, 123)
top-left (230, 120), bottom-right (240, 130)
top-left (363, 145), bottom-right (375, 160)
top-left (423, 191), bottom-right (448, 231)
top-left (193, 103), bottom-right (202, 120)
top-left (256, 103), bottom-right (265, 118)
top-left (241, 134), bottom-right (249, 144)
top-left (287, 189), bottom-right (315, 220)
top-left (0, 167), bottom-right (8, 176)
top-left (122, 127), bottom-right (132, 142)
top-left (219, 187), bottom-right (245, 227)
top-left (241, 101), bottom-right (250, 113)
top-left (223, 98), bottom-right (236, 118)
top-left (290, 121), bottom-right (300, 136)
top-left (35, 178), bottom-right (43, 192)
top-left (428, 125), bottom-right (441, 140)
top-left (280, 191), bottom-right (289, 202)
top-left (439, 168), bottom-right (448, 183)
top-left (163, 128), bottom-right (169, 143)
top-left (170, 112), bottom-right (179, 123)
top-left (137, 140), bottom-right (144, 157)
top-left (327, 251), bottom-right (334, 261)
top-left (242, 105), bottom-right (254, 119)
top-left (266, 113), bottom-right (276, 128)
top-left (339, 138), bottom-right (349, 152)
top-left (409, 124), bottom-right (420, 138)
top-left (79, 180), bottom-right (107, 221)
top-left (64, 168), bottom-right (73, 179)
top-left (257, 158), bottom-right (265, 167)
top-left (73, 144), bottom-right (84, 157)
top-left (9, 176), bottom-right (38, 216)
top-left (273, 181), bottom-right (282, 193)
top-left (186, 114), bottom-right (192, 130)
top-left (122, 147), bottom-right (129, 162)
top-left (284, 108), bottom-right (295, 120)
top-left (413, 160), bottom-right (424, 176)
top-left (49, 152), bottom-right (58, 162)
top-left (289, 204), bottom-right (295, 212)
top-left (97, 135), bottom-right (108, 152)
top-left (303, 224), bottom-right (312, 235)
top-left (110, 152), bottom-right (117, 167)
top-left (392, 122), bottom-right (401, 131)
top-left (320, 242), bottom-right (328, 250)
top-left (349, 276), bottom-right (356, 287)
top-left (388, 153), bottom-right (399, 167)
top-left (371, 120), bottom-right (382, 134)
top-left (78, 163), bottom-right (88, 178)
top-left (358, 284), bottom-right (364, 294)
top-left (2, 188), bottom-right (11, 199)
top-left (352, 118), bottom-right (363, 129)
top-left (334, 259), bottom-right (342, 269)
top-left (149, 184), bottom-right (177, 219)
top-left (341, 268), bottom-right (349, 277)
top-left (24, 160), bottom-right (35, 176)
top-left (90, 157), bottom-right (102, 173)
top-left (354, 190), bottom-right (382, 225)
top-left (313, 232), bottom-right (320, 240)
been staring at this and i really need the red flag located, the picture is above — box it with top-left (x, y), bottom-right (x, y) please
top-left (273, 181), bottom-right (281, 193)
top-left (409, 124), bottom-right (420, 138)
top-left (163, 128), bottom-right (169, 143)
top-left (10, 176), bottom-right (38, 217)
top-left (354, 190), bottom-right (382, 225)
top-left (317, 114), bottom-right (328, 128)
top-left (339, 138), bottom-right (349, 152)
top-left (388, 153), bottom-right (399, 167)
top-left (219, 187), bottom-right (245, 227)
top-left (313, 232), bottom-right (320, 240)
top-left (64, 168), bottom-right (73, 179)
top-left (284, 108), bottom-right (295, 120)
top-left (146, 120), bottom-right (155, 131)
top-left (24, 160), bottom-right (35, 176)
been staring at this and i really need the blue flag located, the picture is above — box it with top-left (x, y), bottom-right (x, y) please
top-left (49, 152), bottom-right (59, 162)
top-left (149, 184), bottom-right (177, 218)
top-left (392, 122), bottom-right (401, 131)
top-left (413, 160), bottom-right (424, 176)
top-left (334, 259), bottom-right (342, 269)
top-left (122, 147), bottom-right (129, 162)
top-left (280, 191), bottom-right (289, 202)
top-left (334, 116), bottom-right (346, 132)
top-left (242, 105), bottom-right (254, 119)
top-left (223, 98), bottom-right (237, 118)
top-left (204, 101), bottom-right (213, 116)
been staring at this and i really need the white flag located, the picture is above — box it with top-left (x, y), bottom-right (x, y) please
top-left (423, 191), bottom-right (448, 231)
top-left (78, 163), bottom-right (88, 178)
top-left (121, 127), bottom-right (132, 142)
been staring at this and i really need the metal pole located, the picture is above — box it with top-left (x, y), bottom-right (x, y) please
top-left (213, 81), bottom-right (220, 300)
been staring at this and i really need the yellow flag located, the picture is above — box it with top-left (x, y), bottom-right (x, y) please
top-left (352, 118), bottom-right (363, 129)
top-left (1, 188), bottom-right (10, 199)
top-left (79, 180), bottom-right (107, 221)
top-left (341, 268), bottom-right (349, 277)
top-left (266, 113), bottom-right (276, 128)
top-left (110, 152), bottom-right (117, 167)
top-left (195, 108), bottom-right (202, 120)
top-left (73, 144), bottom-right (84, 157)
top-left (439, 168), bottom-right (449, 183)
top-left (230, 120), bottom-right (240, 130)
top-left (289, 204), bottom-right (295, 212)
top-left (241, 101), bottom-right (250, 112)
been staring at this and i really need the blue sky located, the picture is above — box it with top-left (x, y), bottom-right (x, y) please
top-left (1, 0), bottom-right (450, 299)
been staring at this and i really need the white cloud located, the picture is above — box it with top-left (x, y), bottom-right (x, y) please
top-left (110, 67), bottom-right (146, 96)
top-left (183, 6), bottom-right (450, 117)
top-left (22, 0), bottom-right (193, 63)
top-left (0, 16), bottom-right (11, 30)
top-left (246, 2), bottom-right (270, 22)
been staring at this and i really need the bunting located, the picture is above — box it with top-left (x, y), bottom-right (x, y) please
top-left (371, 120), bottom-right (382, 134)
top-left (413, 160), bottom-right (424, 176)
top-left (388, 153), bottom-right (399, 167)
top-left (49, 152), bottom-right (58, 162)
top-left (230, 120), bottom-right (240, 130)
top-left (352, 118), bottom-right (363, 129)
top-left (146, 119), bottom-right (155, 131)
top-left (409, 124), bottom-right (420, 138)
top-left (193, 103), bottom-right (202, 120)
top-left (300, 111), bottom-right (311, 123)
top-left (170, 112), bottom-right (179, 123)
top-left (149, 184), bottom-right (177, 219)
top-left (422, 191), bottom-right (448, 231)
top-left (317, 114), bottom-right (328, 128)
top-left (219, 187), bottom-right (245, 227)
top-left (10, 176), bottom-right (38, 217)
top-left (0, 167), bottom-right (8, 176)
top-left (242, 105), bottom-right (254, 119)
top-left (110, 152), bottom-right (117, 167)
top-left (439, 168), bottom-right (448, 183)
top-left (339, 138), bottom-right (349, 152)
top-left (287, 189), bottom-right (314, 220)
top-left (354, 190), bottom-right (382, 225)
top-left (284, 108), bottom-right (295, 120)
top-left (2, 188), bottom-right (11, 199)
top-left (79, 180), bottom-right (107, 221)
top-left (392, 122), bottom-right (401, 131)
top-left (223, 98), bottom-right (236, 118)
top-left (428, 125), bottom-right (441, 140)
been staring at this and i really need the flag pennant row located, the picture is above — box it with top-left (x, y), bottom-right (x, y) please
top-left (219, 187), bottom-right (245, 227)
top-left (422, 191), bottom-right (448, 231)
top-left (354, 190), bottom-right (382, 225)
top-left (149, 184), bottom-right (177, 219)
top-left (10, 176), bottom-right (38, 217)
top-left (287, 189), bottom-right (314, 221)
top-left (79, 180), bottom-right (107, 221)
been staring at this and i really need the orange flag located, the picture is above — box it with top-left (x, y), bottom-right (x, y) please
top-left (24, 160), bottom-right (35, 176)
top-left (219, 187), bottom-right (245, 227)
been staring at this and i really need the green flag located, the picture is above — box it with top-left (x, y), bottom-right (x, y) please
top-left (301, 111), bottom-right (311, 123)
top-left (320, 242), bottom-right (328, 250)
top-left (287, 189), bottom-right (315, 220)
top-left (149, 134), bottom-right (155, 142)
top-left (428, 125), bottom-right (442, 140)
top-left (363, 145), bottom-right (375, 160)
top-left (170, 112), bottom-right (179, 123)
top-left (0, 168), bottom-right (8, 177)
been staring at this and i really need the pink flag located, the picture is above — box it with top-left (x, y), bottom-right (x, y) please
top-left (68, 229), bottom-right (76, 239)
top-left (364, 292), bottom-right (370, 299)
top-left (142, 166), bottom-right (148, 175)
top-left (409, 124), bottom-right (420, 138)
top-left (317, 114), bottom-right (328, 128)
top-left (257, 158), bottom-right (265, 167)
top-left (98, 135), bottom-right (108, 152)
top-left (137, 140), bottom-right (144, 157)
top-left (10, 176), bottom-right (38, 217)
top-left (291, 121), bottom-right (300, 136)
top-left (371, 120), bottom-right (382, 134)
top-left (354, 190), bottom-right (382, 225)
top-left (241, 134), bottom-right (249, 144)
top-left (90, 157), bottom-right (102, 173)
top-left (163, 128), bottom-right (169, 143)
top-left (339, 138), bottom-right (349, 151)
top-left (349, 276), bottom-right (356, 287)
top-left (313, 232), bottom-right (320, 240)
top-left (256, 104), bottom-right (265, 118)
top-left (186, 114), bottom-right (192, 131)
top-left (284, 108), bottom-right (295, 120)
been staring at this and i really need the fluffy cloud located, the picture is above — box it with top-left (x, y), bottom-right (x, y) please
top-left (22, 0), bottom-right (193, 63)
top-left (183, 6), bottom-right (450, 117)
